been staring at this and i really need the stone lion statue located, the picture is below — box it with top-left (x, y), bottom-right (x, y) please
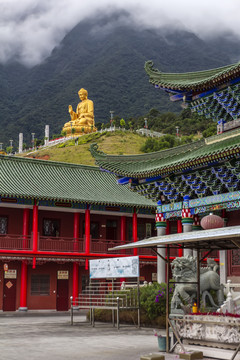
top-left (171, 256), bottom-right (224, 314)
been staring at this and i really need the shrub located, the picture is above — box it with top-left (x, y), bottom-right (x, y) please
top-left (140, 282), bottom-right (173, 319)
top-left (58, 143), bottom-right (66, 148)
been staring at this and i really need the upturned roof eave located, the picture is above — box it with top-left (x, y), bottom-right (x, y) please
top-left (145, 60), bottom-right (240, 92)
top-left (92, 136), bottom-right (240, 179)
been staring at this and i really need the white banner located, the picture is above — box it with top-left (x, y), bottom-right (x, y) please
top-left (89, 256), bottom-right (139, 279)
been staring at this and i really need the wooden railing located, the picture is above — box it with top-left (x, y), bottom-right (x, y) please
top-left (0, 234), bottom-right (31, 250)
top-left (0, 234), bottom-right (157, 257)
top-left (90, 238), bottom-right (157, 256)
top-left (39, 236), bottom-right (84, 252)
top-left (90, 239), bottom-right (122, 254)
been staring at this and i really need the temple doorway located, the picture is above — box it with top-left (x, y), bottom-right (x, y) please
top-left (56, 271), bottom-right (69, 311)
top-left (3, 277), bottom-right (17, 311)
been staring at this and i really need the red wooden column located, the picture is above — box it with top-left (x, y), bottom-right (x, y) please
top-left (177, 219), bottom-right (183, 257)
top-left (73, 213), bottom-right (80, 305)
top-left (120, 216), bottom-right (126, 246)
top-left (32, 201), bottom-right (38, 269)
top-left (132, 208), bottom-right (138, 256)
top-left (85, 206), bottom-right (90, 254)
top-left (73, 213), bottom-right (80, 252)
top-left (19, 208), bottom-right (30, 311)
top-left (32, 201), bottom-right (38, 253)
top-left (85, 206), bottom-right (90, 270)
top-left (22, 208), bottom-right (30, 249)
top-left (166, 219), bottom-right (170, 235)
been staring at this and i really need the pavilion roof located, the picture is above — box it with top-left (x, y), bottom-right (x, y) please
top-left (90, 128), bottom-right (240, 179)
top-left (0, 155), bottom-right (155, 208)
top-left (145, 60), bottom-right (240, 92)
top-left (109, 225), bottom-right (240, 251)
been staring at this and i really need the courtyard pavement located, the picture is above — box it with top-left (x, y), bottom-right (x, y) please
top-left (0, 312), bottom-right (214, 360)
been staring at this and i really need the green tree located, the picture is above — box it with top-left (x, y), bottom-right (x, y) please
top-left (120, 118), bottom-right (126, 128)
top-left (202, 124), bottom-right (216, 138)
top-left (6, 146), bottom-right (13, 154)
top-left (128, 121), bottom-right (133, 131)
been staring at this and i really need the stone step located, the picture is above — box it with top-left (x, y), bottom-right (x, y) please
top-left (175, 344), bottom-right (240, 360)
top-left (140, 354), bottom-right (165, 360)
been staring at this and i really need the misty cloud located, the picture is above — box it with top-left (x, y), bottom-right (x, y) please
top-left (0, 0), bottom-right (240, 66)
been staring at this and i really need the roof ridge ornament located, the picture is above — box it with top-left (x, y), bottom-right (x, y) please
top-left (144, 60), bottom-right (161, 75)
top-left (89, 143), bottom-right (106, 157)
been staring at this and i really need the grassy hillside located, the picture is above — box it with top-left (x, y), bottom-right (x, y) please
top-left (24, 131), bottom-right (146, 166)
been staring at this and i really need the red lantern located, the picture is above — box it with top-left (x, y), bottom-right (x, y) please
top-left (3, 263), bottom-right (8, 272)
top-left (200, 213), bottom-right (224, 230)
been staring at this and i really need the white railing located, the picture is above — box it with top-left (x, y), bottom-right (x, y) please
top-left (136, 128), bottom-right (164, 138)
top-left (217, 280), bottom-right (240, 314)
top-left (15, 126), bottom-right (161, 156)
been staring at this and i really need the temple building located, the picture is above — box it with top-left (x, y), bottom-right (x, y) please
top-left (2, 60), bottom-right (240, 311)
top-left (0, 155), bottom-right (156, 311)
top-left (144, 60), bottom-right (240, 134)
top-left (90, 60), bottom-right (240, 284)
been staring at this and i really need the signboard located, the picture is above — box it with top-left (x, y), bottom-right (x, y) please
top-left (152, 273), bottom-right (157, 282)
top-left (4, 269), bottom-right (17, 279)
top-left (57, 270), bottom-right (69, 280)
top-left (89, 256), bottom-right (139, 279)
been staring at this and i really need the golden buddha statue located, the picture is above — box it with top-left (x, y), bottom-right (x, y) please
top-left (62, 88), bottom-right (97, 136)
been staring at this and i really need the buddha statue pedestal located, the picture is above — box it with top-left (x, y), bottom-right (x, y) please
top-left (62, 122), bottom-right (97, 137)
top-left (62, 88), bottom-right (97, 137)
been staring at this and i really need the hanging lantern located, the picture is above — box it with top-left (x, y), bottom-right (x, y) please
top-left (200, 213), bottom-right (224, 230)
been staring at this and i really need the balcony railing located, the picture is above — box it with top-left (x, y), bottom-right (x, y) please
top-left (39, 236), bottom-right (84, 253)
top-left (90, 238), bottom-right (157, 256)
top-left (90, 239), bottom-right (124, 254)
top-left (0, 234), bottom-right (157, 258)
top-left (0, 234), bottom-right (31, 250)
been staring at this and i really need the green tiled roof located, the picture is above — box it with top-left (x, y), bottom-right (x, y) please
top-left (90, 129), bottom-right (240, 178)
top-left (145, 61), bottom-right (240, 91)
top-left (0, 155), bottom-right (155, 208)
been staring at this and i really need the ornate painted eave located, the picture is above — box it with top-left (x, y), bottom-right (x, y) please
top-left (144, 60), bottom-right (240, 93)
top-left (90, 129), bottom-right (240, 205)
top-left (145, 61), bottom-right (240, 127)
top-left (90, 129), bottom-right (240, 179)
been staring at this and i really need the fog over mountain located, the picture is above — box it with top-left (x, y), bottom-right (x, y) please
top-left (0, 10), bottom-right (240, 146)
top-left (1, 1), bottom-right (240, 67)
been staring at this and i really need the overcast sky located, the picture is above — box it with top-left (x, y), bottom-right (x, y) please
top-left (1, 0), bottom-right (240, 66)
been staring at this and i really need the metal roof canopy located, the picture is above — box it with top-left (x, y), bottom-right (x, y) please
top-left (109, 225), bottom-right (240, 355)
top-left (109, 225), bottom-right (240, 251)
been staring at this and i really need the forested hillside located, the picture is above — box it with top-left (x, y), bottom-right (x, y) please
top-left (0, 12), bottom-right (240, 146)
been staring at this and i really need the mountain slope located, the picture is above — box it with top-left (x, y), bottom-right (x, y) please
top-left (1, 12), bottom-right (240, 146)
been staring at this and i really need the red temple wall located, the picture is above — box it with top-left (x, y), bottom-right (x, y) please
top-left (0, 208), bottom-right (24, 234)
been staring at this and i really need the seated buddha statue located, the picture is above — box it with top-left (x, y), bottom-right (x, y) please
top-left (62, 88), bottom-right (97, 136)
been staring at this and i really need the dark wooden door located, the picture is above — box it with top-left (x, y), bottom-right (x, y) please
top-left (106, 226), bottom-right (117, 240)
top-left (3, 279), bottom-right (17, 311)
top-left (56, 279), bottom-right (69, 311)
